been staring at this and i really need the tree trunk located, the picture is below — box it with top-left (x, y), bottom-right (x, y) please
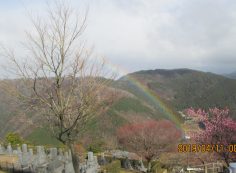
top-left (224, 157), bottom-right (229, 167)
top-left (69, 143), bottom-right (80, 173)
top-left (221, 152), bottom-right (230, 168)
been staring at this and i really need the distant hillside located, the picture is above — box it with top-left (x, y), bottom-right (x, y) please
top-left (224, 71), bottom-right (236, 79)
top-left (1, 68), bottom-right (236, 147)
top-left (116, 69), bottom-right (236, 119)
top-left (0, 80), bottom-right (171, 148)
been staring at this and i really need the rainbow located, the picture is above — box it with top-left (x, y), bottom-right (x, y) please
top-left (104, 60), bottom-right (184, 131)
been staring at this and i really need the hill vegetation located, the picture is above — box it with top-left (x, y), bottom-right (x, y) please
top-left (1, 68), bottom-right (236, 146)
top-left (117, 69), bottom-right (236, 119)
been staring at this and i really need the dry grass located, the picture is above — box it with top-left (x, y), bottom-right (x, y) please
top-left (120, 169), bottom-right (139, 173)
top-left (0, 155), bottom-right (18, 168)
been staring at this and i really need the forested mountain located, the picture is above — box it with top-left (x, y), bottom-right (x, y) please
top-left (1, 68), bottom-right (236, 147)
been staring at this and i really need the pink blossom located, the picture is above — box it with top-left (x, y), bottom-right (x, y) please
top-left (185, 108), bottom-right (236, 165)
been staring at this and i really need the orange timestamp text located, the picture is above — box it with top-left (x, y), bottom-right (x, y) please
top-left (178, 144), bottom-right (236, 153)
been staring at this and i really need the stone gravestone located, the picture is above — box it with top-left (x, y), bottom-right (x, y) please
top-left (17, 145), bottom-right (22, 154)
top-left (49, 148), bottom-right (58, 160)
top-left (65, 151), bottom-right (69, 161)
top-left (99, 153), bottom-right (107, 165)
top-left (22, 144), bottom-right (28, 153)
top-left (87, 152), bottom-right (94, 168)
top-left (0, 144), bottom-right (4, 154)
top-left (13, 150), bottom-right (18, 155)
top-left (28, 148), bottom-right (34, 165)
top-left (21, 144), bottom-right (30, 167)
top-left (16, 145), bottom-right (23, 168)
top-left (28, 148), bottom-right (34, 171)
top-left (122, 157), bottom-right (133, 170)
top-left (64, 150), bottom-right (75, 173)
top-left (79, 162), bottom-right (87, 173)
top-left (229, 163), bottom-right (236, 173)
top-left (65, 162), bottom-right (75, 173)
top-left (47, 159), bottom-right (63, 173)
top-left (86, 152), bottom-right (100, 173)
top-left (9, 145), bottom-right (82, 173)
top-left (138, 159), bottom-right (147, 172)
top-left (93, 156), bottom-right (98, 166)
top-left (29, 148), bottom-right (34, 157)
top-left (58, 148), bottom-right (64, 160)
top-left (33, 146), bottom-right (48, 173)
top-left (68, 150), bottom-right (72, 161)
top-left (7, 143), bottom-right (12, 155)
top-left (36, 146), bottom-right (46, 165)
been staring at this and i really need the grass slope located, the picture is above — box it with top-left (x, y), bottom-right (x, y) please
top-left (26, 127), bottom-right (62, 146)
top-left (2, 68), bottom-right (236, 146)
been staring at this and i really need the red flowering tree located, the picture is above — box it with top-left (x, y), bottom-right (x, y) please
top-left (186, 108), bottom-right (236, 166)
top-left (117, 120), bottom-right (182, 172)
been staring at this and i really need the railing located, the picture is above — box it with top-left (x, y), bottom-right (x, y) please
top-left (187, 162), bottom-right (224, 173)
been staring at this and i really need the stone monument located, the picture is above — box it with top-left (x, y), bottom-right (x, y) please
top-left (7, 143), bottom-right (12, 155)
top-left (229, 163), bottom-right (236, 173)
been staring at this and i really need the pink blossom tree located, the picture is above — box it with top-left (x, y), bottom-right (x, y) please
top-left (117, 120), bottom-right (182, 172)
top-left (186, 108), bottom-right (236, 166)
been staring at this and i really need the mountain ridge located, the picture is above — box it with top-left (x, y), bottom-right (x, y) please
top-left (1, 68), bottom-right (236, 147)
top-left (224, 71), bottom-right (236, 79)
top-left (116, 68), bottom-right (236, 118)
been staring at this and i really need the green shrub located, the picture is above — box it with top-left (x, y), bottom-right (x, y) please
top-left (87, 141), bottom-right (104, 153)
top-left (5, 132), bottom-right (24, 147)
top-left (102, 160), bottom-right (121, 173)
top-left (151, 161), bottom-right (166, 173)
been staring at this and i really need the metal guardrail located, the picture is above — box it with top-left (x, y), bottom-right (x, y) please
top-left (187, 162), bottom-right (224, 173)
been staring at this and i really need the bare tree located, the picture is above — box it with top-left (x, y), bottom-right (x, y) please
top-left (1, 1), bottom-right (113, 172)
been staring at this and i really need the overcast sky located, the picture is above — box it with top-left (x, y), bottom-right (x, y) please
top-left (0, 0), bottom-right (236, 76)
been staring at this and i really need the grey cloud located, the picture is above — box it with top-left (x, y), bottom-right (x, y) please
top-left (1, 0), bottom-right (236, 76)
